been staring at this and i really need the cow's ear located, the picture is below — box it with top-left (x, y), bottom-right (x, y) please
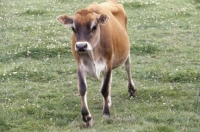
top-left (57, 15), bottom-right (74, 25)
top-left (97, 14), bottom-right (109, 25)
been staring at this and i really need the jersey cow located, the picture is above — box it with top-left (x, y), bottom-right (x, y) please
top-left (57, 0), bottom-right (136, 126)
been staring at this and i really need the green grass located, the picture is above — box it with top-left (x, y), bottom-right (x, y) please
top-left (0, 0), bottom-right (199, 131)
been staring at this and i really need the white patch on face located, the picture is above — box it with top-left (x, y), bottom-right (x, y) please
top-left (90, 20), bottom-right (96, 30)
top-left (72, 22), bottom-right (76, 29)
top-left (75, 41), bottom-right (92, 51)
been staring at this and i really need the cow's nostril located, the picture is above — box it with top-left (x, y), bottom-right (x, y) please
top-left (83, 44), bottom-right (87, 48)
top-left (76, 43), bottom-right (87, 49)
top-left (76, 42), bottom-right (88, 51)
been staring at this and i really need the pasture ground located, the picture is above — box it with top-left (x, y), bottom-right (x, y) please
top-left (0, 0), bottom-right (199, 131)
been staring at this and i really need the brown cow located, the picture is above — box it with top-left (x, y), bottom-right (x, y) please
top-left (57, 0), bottom-right (136, 126)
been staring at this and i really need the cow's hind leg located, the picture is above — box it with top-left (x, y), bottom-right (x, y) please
top-left (78, 69), bottom-right (93, 126)
top-left (125, 56), bottom-right (136, 97)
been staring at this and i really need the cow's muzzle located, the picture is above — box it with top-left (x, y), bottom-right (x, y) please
top-left (75, 42), bottom-right (92, 52)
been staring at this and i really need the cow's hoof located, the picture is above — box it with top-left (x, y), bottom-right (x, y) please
top-left (103, 106), bottom-right (110, 117)
top-left (103, 113), bottom-right (110, 118)
top-left (84, 116), bottom-right (93, 127)
top-left (85, 119), bottom-right (94, 127)
top-left (128, 88), bottom-right (137, 97)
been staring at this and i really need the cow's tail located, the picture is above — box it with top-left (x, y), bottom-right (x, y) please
top-left (106, 0), bottom-right (118, 4)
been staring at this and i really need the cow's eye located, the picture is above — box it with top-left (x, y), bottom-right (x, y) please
top-left (91, 25), bottom-right (97, 32)
top-left (71, 27), bottom-right (77, 33)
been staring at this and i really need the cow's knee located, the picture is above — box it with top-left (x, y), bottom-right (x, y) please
top-left (101, 88), bottom-right (108, 98)
top-left (79, 88), bottom-right (86, 96)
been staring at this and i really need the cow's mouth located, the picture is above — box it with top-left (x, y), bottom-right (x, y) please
top-left (77, 49), bottom-right (88, 53)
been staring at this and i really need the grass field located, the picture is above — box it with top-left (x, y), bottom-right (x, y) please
top-left (0, 0), bottom-right (199, 131)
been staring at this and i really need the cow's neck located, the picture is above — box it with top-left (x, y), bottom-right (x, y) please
top-left (79, 51), bottom-right (106, 80)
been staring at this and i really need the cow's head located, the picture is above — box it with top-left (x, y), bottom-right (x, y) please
top-left (57, 9), bottom-right (109, 52)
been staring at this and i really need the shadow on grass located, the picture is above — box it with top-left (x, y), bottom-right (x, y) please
top-left (194, 0), bottom-right (200, 10)
top-left (131, 44), bottom-right (160, 55)
top-left (20, 9), bottom-right (48, 16)
top-left (194, 0), bottom-right (200, 3)
top-left (0, 117), bottom-right (11, 132)
top-left (0, 47), bottom-right (69, 62)
top-left (163, 70), bottom-right (200, 83)
top-left (123, 1), bottom-right (156, 9)
top-left (17, 47), bottom-right (69, 59)
top-left (0, 69), bottom-right (56, 83)
top-left (135, 69), bottom-right (200, 83)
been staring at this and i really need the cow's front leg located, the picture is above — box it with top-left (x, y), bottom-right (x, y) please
top-left (101, 68), bottom-right (112, 117)
top-left (77, 69), bottom-right (93, 126)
